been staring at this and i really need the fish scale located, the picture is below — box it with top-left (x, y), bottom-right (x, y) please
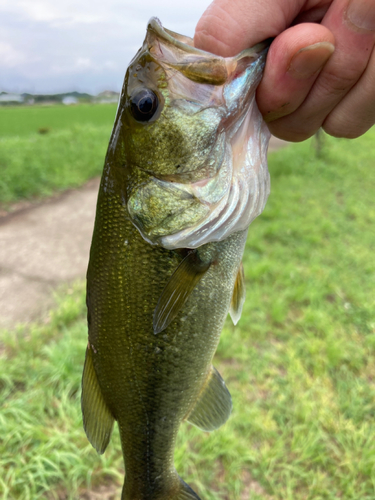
top-left (81, 17), bottom-right (271, 500)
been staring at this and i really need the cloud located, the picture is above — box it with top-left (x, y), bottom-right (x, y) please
top-left (75, 58), bottom-right (93, 69)
top-left (50, 57), bottom-right (119, 75)
top-left (0, 42), bottom-right (26, 67)
top-left (1, 0), bottom-right (110, 24)
top-left (0, 0), bottom-right (213, 93)
top-left (16, 1), bottom-right (64, 22)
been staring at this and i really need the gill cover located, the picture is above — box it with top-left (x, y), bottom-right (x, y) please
top-left (126, 18), bottom-right (271, 250)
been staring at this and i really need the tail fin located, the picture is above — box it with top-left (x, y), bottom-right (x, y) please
top-left (122, 474), bottom-right (201, 499)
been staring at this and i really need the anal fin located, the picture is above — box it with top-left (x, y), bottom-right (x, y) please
top-left (153, 250), bottom-right (211, 334)
top-left (81, 346), bottom-right (115, 454)
top-left (186, 366), bottom-right (232, 432)
top-left (229, 262), bottom-right (246, 325)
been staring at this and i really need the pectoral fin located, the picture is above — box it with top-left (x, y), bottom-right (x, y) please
top-left (186, 366), bottom-right (232, 431)
top-left (153, 250), bottom-right (211, 334)
top-left (81, 346), bottom-right (114, 454)
top-left (229, 262), bottom-right (246, 325)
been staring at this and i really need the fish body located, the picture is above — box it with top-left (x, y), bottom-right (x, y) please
top-left (82, 18), bottom-right (270, 500)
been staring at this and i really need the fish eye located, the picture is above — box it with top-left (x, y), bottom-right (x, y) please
top-left (130, 89), bottom-right (159, 122)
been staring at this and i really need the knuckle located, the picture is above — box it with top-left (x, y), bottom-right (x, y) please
top-left (322, 119), bottom-right (370, 139)
top-left (322, 106), bottom-right (375, 138)
top-left (317, 68), bottom-right (359, 98)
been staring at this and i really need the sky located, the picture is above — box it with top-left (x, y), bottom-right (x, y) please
top-left (0, 0), bottom-right (213, 95)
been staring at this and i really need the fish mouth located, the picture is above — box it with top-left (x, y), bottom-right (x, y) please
top-left (147, 17), bottom-right (209, 56)
top-left (147, 17), bottom-right (272, 59)
top-left (146, 17), bottom-right (273, 87)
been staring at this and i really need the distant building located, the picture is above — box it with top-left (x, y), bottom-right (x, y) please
top-left (95, 90), bottom-right (119, 104)
top-left (0, 93), bottom-right (24, 103)
top-left (62, 96), bottom-right (78, 105)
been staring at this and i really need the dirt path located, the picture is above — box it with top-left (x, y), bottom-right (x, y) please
top-left (0, 137), bottom-right (289, 329)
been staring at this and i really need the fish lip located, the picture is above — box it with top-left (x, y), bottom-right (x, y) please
top-left (147, 16), bottom-right (273, 63)
top-left (147, 17), bottom-right (215, 57)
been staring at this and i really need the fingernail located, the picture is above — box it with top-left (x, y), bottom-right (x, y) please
top-left (347, 0), bottom-right (375, 31)
top-left (288, 42), bottom-right (335, 79)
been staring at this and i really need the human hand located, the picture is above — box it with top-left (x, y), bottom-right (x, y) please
top-left (194, 0), bottom-right (375, 141)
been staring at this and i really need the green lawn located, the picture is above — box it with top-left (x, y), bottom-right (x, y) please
top-left (0, 129), bottom-right (374, 499)
top-left (0, 104), bottom-right (117, 137)
top-left (0, 104), bottom-right (117, 206)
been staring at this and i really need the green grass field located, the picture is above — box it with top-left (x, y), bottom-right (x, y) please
top-left (0, 104), bottom-right (117, 137)
top-left (0, 104), bottom-right (117, 206)
top-left (1, 128), bottom-right (375, 500)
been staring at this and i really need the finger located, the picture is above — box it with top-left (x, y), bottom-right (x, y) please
top-left (257, 23), bottom-right (335, 122)
top-left (194, 0), bottom-right (307, 56)
top-left (293, 4), bottom-right (331, 23)
top-left (322, 23), bottom-right (375, 136)
top-left (268, 0), bottom-right (375, 141)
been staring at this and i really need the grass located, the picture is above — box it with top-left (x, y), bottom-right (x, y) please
top-left (0, 105), bottom-right (117, 206)
top-left (0, 104), bottom-right (117, 138)
top-left (1, 128), bottom-right (375, 499)
top-left (0, 283), bottom-right (124, 500)
top-left (0, 125), bottom-right (110, 204)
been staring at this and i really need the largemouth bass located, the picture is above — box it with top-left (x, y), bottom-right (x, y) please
top-left (82, 17), bottom-right (271, 500)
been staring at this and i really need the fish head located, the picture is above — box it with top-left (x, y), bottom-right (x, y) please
top-left (112, 18), bottom-right (271, 249)
top-left (120, 19), bottom-right (230, 181)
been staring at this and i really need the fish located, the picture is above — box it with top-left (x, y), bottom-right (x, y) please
top-left (81, 17), bottom-right (271, 500)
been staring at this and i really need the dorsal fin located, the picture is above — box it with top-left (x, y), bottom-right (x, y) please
top-left (229, 262), bottom-right (246, 325)
top-left (186, 366), bottom-right (232, 431)
top-left (81, 346), bottom-right (115, 454)
top-left (153, 250), bottom-right (211, 334)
